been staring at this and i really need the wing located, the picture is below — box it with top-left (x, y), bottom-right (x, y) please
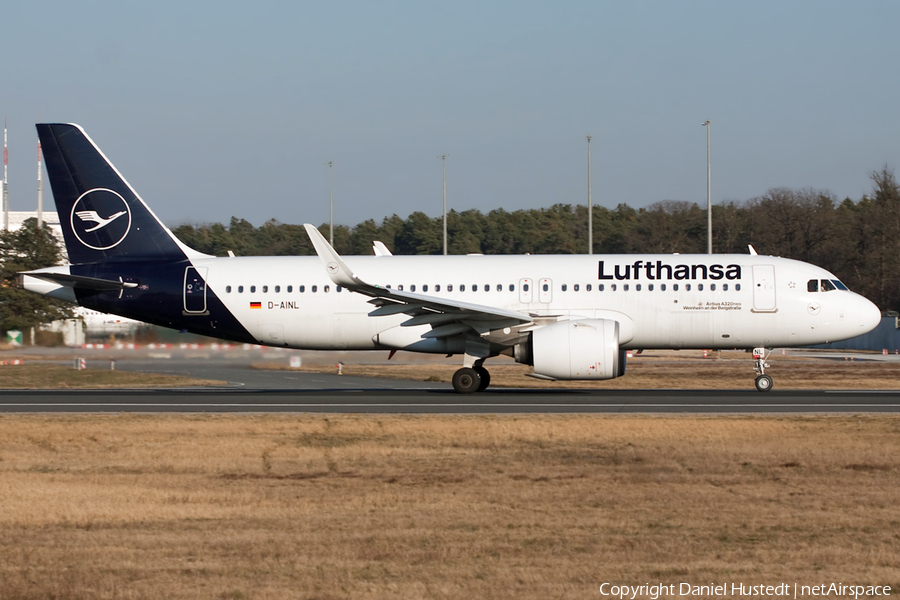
top-left (304, 224), bottom-right (534, 357)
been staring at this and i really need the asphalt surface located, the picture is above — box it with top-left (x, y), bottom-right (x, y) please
top-left (2, 387), bottom-right (900, 413)
top-left (0, 357), bottom-right (898, 413)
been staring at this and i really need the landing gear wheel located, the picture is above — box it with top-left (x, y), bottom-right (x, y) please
top-left (755, 374), bottom-right (773, 392)
top-left (473, 365), bottom-right (491, 391)
top-left (452, 367), bottom-right (482, 394)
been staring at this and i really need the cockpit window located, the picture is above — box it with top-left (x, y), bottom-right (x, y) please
top-left (820, 279), bottom-right (836, 292)
top-left (833, 280), bottom-right (848, 291)
top-left (807, 279), bottom-right (818, 292)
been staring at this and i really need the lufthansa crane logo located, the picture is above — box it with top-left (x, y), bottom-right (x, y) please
top-left (70, 188), bottom-right (132, 250)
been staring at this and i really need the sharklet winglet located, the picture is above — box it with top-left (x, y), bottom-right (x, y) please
top-left (303, 223), bottom-right (363, 288)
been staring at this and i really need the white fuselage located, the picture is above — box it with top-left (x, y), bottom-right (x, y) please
top-left (189, 253), bottom-right (879, 351)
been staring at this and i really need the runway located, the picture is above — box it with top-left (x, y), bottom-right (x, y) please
top-left (2, 386), bottom-right (900, 413)
top-left (1, 357), bottom-right (897, 414)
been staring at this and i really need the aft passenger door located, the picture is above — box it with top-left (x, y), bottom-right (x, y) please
top-left (183, 266), bottom-right (208, 314)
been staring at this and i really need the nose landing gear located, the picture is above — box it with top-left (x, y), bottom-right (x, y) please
top-left (753, 347), bottom-right (773, 392)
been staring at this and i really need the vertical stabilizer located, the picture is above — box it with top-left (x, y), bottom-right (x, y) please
top-left (36, 123), bottom-right (206, 264)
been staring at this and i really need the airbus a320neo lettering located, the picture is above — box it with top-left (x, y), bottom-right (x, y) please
top-left (20, 124), bottom-right (881, 393)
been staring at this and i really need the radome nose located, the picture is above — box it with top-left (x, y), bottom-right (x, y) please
top-left (858, 296), bottom-right (882, 334)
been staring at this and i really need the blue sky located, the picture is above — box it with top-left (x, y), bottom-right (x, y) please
top-left (2, 1), bottom-right (898, 228)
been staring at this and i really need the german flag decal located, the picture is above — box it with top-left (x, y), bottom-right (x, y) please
top-left (250, 302), bottom-right (262, 309)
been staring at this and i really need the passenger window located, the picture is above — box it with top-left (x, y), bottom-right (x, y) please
top-left (542, 284), bottom-right (549, 292)
top-left (398, 284), bottom-right (404, 291)
top-left (337, 286), bottom-right (342, 292)
top-left (710, 284), bottom-right (716, 291)
top-left (736, 284), bottom-right (741, 291)
top-left (238, 286), bottom-right (244, 293)
top-left (509, 284), bottom-right (515, 292)
top-left (586, 284), bottom-right (592, 291)
top-left (275, 285), bottom-right (280, 293)
top-left (497, 284), bottom-right (502, 292)
top-left (808, 279), bottom-right (818, 292)
top-left (561, 284), bottom-right (567, 292)
top-left (262, 286), bottom-right (268, 293)
top-left (611, 284), bottom-right (617, 291)
top-left (636, 284), bottom-right (641, 291)
top-left (299, 285), bottom-right (305, 293)
top-left (250, 285), bottom-right (256, 293)
top-left (648, 284), bottom-right (653, 291)
top-left (685, 284), bottom-right (691, 291)
top-left (423, 284), bottom-right (428, 292)
top-left (410, 284), bottom-right (416, 292)
top-left (287, 285), bottom-right (293, 293)
top-left (435, 284), bottom-right (441, 292)
top-left (523, 283), bottom-right (529, 292)
top-left (624, 284), bottom-right (629, 291)
top-left (661, 284), bottom-right (666, 291)
top-left (574, 284), bottom-right (580, 292)
top-left (324, 285), bottom-right (330, 293)
top-left (312, 285), bottom-right (317, 293)
top-left (461, 284), bottom-right (467, 292)
top-left (722, 284), bottom-right (728, 291)
top-left (471, 284), bottom-right (477, 292)
top-left (698, 284), bottom-right (703, 291)
top-left (448, 284), bottom-right (453, 292)
top-left (484, 284), bottom-right (490, 292)
top-left (821, 279), bottom-right (836, 292)
top-left (226, 285), bottom-right (232, 293)
top-left (598, 284), bottom-right (604, 291)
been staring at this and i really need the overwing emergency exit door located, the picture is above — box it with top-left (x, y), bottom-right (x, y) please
top-left (539, 278), bottom-right (552, 303)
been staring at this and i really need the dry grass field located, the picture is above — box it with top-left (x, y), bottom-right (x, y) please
top-left (0, 414), bottom-right (898, 599)
top-left (0, 364), bottom-right (221, 389)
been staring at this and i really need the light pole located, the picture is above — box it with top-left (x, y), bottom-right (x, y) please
top-left (326, 161), bottom-right (333, 246)
top-left (440, 154), bottom-right (448, 255)
top-left (702, 120), bottom-right (711, 254)
top-left (587, 135), bottom-right (592, 255)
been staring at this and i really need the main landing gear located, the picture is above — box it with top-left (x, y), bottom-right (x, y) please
top-left (452, 362), bottom-right (492, 393)
top-left (752, 347), bottom-right (773, 392)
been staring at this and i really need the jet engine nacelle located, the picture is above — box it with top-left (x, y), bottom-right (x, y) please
top-left (519, 319), bottom-right (625, 380)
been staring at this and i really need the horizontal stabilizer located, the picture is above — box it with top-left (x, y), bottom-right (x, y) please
top-left (20, 271), bottom-right (137, 291)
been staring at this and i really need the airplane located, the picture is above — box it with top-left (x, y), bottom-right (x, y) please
top-left (73, 306), bottom-right (142, 337)
top-left (19, 123), bottom-right (882, 393)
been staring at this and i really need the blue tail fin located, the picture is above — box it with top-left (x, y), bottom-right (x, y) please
top-left (36, 123), bottom-right (203, 264)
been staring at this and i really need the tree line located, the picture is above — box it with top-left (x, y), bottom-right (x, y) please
top-left (174, 168), bottom-right (900, 313)
top-left (2, 168), bottom-right (898, 338)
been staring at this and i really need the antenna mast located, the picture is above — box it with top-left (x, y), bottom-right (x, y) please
top-left (37, 140), bottom-right (43, 228)
top-left (3, 118), bottom-right (8, 231)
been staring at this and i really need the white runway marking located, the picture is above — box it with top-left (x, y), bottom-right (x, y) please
top-left (3, 403), bottom-right (900, 408)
